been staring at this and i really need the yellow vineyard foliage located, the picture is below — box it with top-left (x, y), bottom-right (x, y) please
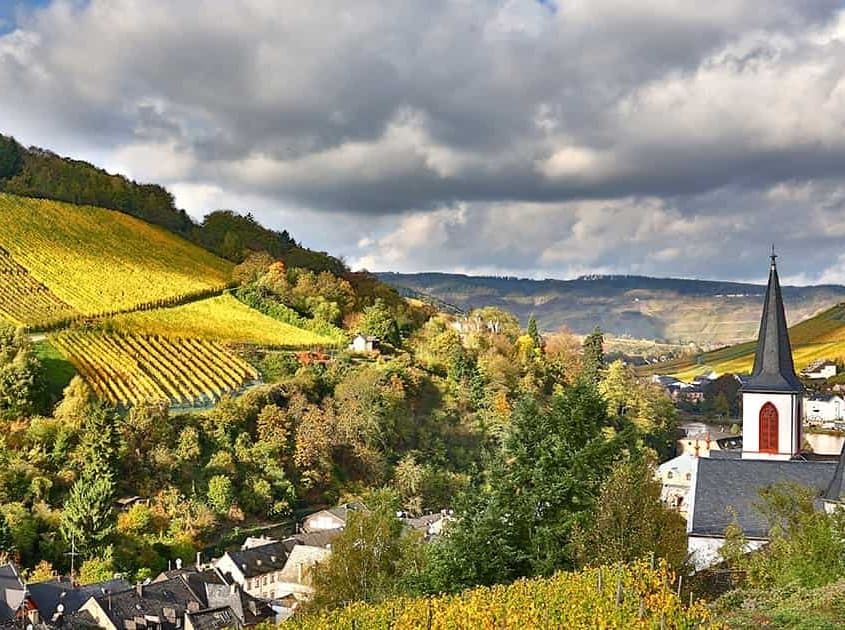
top-left (0, 246), bottom-right (78, 326)
top-left (108, 294), bottom-right (339, 347)
top-left (0, 193), bottom-right (233, 315)
top-left (288, 561), bottom-right (723, 630)
top-left (53, 330), bottom-right (260, 408)
top-left (641, 301), bottom-right (845, 381)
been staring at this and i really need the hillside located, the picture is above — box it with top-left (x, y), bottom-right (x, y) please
top-left (288, 561), bottom-right (715, 629)
top-left (0, 193), bottom-right (232, 320)
top-left (640, 302), bottom-right (845, 381)
top-left (379, 272), bottom-right (845, 346)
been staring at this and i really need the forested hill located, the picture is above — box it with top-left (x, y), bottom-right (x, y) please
top-left (0, 134), bottom-right (344, 274)
top-left (378, 272), bottom-right (845, 345)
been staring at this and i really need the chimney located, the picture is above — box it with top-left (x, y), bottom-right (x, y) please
top-left (107, 591), bottom-right (112, 611)
top-left (136, 583), bottom-right (144, 598)
top-left (175, 558), bottom-right (183, 571)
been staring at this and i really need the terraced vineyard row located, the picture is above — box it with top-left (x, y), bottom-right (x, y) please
top-left (0, 247), bottom-right (78, 326)
top-left (52, 331), bottom-right (260, 408)
top-left (0, 193), bottom-right (233, 315)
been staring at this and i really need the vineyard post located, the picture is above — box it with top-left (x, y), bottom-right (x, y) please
top-left (597, 568), bottom-right (603, 593)
top-left (676, 574), bottom-right (683, 598)
top-left (614, 577), bottom-right (623, 607)
top-left (427, 597), bottom-right (432, 630)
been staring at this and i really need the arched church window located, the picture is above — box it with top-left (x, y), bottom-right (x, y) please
top-left (759, 402), bottom-right (779, 453)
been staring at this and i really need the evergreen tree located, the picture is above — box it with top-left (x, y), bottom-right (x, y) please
top-left (60, 474), bottom-right (115, 556)
top-left (527, 315), bottom-right (541, 347)
top-left (581, 326), bottom-right (605, 384)
top-left (0, 512), bottom-right (14, 556)
top-left (422, 382), bottom-right (629, 592)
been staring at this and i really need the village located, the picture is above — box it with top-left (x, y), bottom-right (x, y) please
top-left (0, 503), bottom-right (452, 629)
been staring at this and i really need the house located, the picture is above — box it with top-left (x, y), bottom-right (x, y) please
top-left (349, 335), bottom-right (380, 353)
top-left (214, 541), bottom-right (290, 601)
top-left (185, 606), bottom-right (242, 630)
top-left (301, 502), bottom-right (368, 533)
top-left (802, 359), bottom-right (838, 380)
top-left (0, 563), bottom-right (27, 624)
top-left (400, 511), bottom-right (453, 539)
top-left (684, 253), bottom-right (845, 569)
top-left (271, 544), bottom-right (331, 601)
top-left (27, 577), bottom-right (131, 625)
top-left (657, 454), bottom-right (696, 518)
top-left (676, 426), bottom-right (741, 458)
top-left (77, 572), bottom-right (272, 630)
top-left (78, 577), bottom-right (205, 630)
top-left (804, 393), bottom-right (845, 425)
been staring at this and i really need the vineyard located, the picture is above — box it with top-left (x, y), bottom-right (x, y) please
top-left (638, 302), bottom-right (845, 381)
top-left (0, 247), bottom-right (78, 326)
top-left (288, 561), bottom-right (721, 629)
top-left (52, 330), bottom-right (260, 408)
top-left (108, 294), bottom-right (342, 347)
top-left (0, 193), bottom-right (233, 316)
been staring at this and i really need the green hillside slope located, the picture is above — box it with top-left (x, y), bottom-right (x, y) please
top-left (0, 192), bottom-right (233, 317)
top-left (640, 302), bottom-right (845, 380)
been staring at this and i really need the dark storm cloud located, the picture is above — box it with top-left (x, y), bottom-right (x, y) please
top-left (2, 0), bottom-right (845, 281)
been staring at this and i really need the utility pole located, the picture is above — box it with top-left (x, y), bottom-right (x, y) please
top-left (65, 534), bottom-right (80, 582)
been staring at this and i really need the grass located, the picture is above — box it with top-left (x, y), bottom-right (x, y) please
top-left (713, 581), bottom-right (845, 629)
top-left (106, 294), bottom-right (339, 348)
top-left (0, 193), bottom-right (233, 316)
top-left (33, 339), bottom-right (76, 403)
top-left (639, 303), bottom-right (845, 381)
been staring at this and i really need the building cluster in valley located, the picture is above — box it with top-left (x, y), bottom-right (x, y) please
top-left (0, 505), bottom-right (451, 629)
top-left (656, 253), bottom-right (845, 568)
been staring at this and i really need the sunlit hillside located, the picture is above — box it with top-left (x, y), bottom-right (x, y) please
top-left (639, 302), bottom-right (845, 381)
top-left (0, 193), bottom-right (233, 317)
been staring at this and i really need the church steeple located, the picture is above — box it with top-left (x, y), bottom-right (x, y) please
top-left (743, 247), bottom-right (802, 394)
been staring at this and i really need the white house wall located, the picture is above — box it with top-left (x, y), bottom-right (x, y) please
top-left (742, 392), bottom-right (799, 460)
top-left (688, 536), bottom-right (766, 570)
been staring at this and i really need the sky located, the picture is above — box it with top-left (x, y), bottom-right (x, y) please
top-left (2, 1), bottom-right (845, 284)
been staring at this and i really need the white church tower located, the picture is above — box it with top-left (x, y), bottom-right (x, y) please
top-left (741, 249), bottom-right (803, 460)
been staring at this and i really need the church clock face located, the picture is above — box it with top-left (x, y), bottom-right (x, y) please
top-left (759, 402), bottom-right (779, 453)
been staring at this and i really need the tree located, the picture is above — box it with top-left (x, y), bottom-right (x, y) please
top-left (206, 475), bottom-right (234, 515)
top-left (573, 457), bottom-right (687, 571)
top-left (581, 326), bottom-right (605, 384)
top-left (0, 325), bottom-right (46, 418)
top-left (527, 315), bottom-right (541, 346)
top-left (0, 135), bottom-right (23, 180)
top-left (742, 482), bottom-right (845, 589)
top-left (361, 298), bottom-right (401, 346)
top-left (0, 512), bottom-right (14, 557)
top-left (60, 474), bottom-right (115, 556)
top-left (423, 382), bottom-right (629, 592)
top-left (78, 546), bottom-right (115, 584)
top-left (310, 506), bottom-right (425, 610)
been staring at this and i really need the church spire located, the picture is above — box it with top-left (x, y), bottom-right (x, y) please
top-left (743, 248), bottom-right (802, 393)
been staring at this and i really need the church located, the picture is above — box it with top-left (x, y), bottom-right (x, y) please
top-left (686, 252), bottom-right (845, 568)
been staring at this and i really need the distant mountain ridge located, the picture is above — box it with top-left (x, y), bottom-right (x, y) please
top-left (377, 272), bottom-right (845, 346)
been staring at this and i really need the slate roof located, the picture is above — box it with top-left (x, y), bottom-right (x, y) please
top-left (743, 253), bottom-right (803, 394)
top-left (222, 542), bottom-right (288, 579)
top-left (689, 457), bottom-right (837, 538)
top-left (0, 564), bottom-right (25, 623)
top-left (203, 585), bottom-right (272, 626)
top-left (282, 529), bottom-right (340, 550)
top-left (90, 577), bottom-right (204, 630)
top-left (28, 577), bottom-right (131, 620)
top-left (186, 606), bottom-right (242, 630)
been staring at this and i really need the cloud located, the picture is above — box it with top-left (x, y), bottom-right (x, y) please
top-left (2, 0), bottom-right (845, 281)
